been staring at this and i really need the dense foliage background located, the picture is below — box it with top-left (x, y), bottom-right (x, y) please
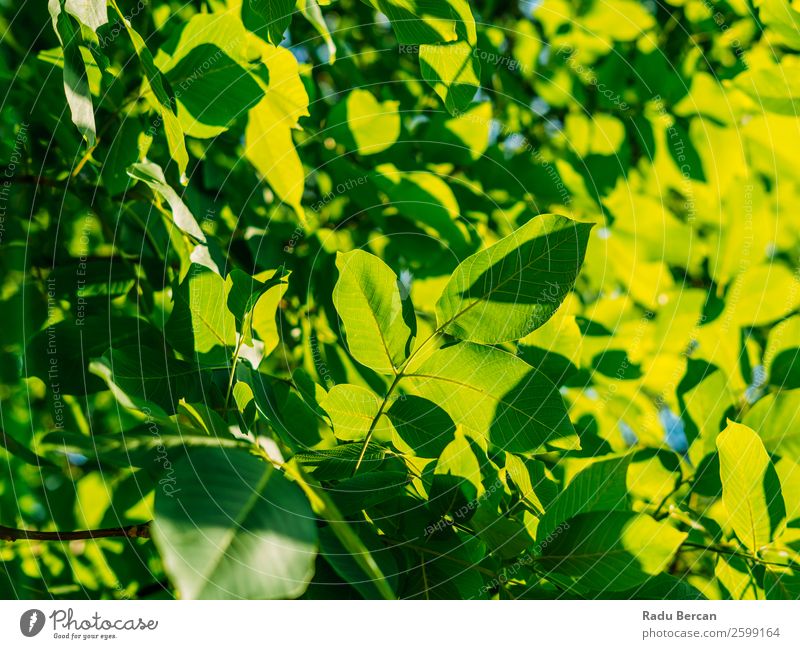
top-left (1, 0), bottom-right (799, 600)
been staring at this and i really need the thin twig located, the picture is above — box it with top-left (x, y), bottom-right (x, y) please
top-left (680, 541), bottom-right (800, 569)
top-left (0, 522), bottom-right (151, 542)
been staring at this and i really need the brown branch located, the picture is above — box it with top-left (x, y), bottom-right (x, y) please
top-left (0, 522), bottom-right (151, 542)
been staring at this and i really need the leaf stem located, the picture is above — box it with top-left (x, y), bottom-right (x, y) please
top-left (352, 372), bottom-right (402, 475)
top-left (680, 541), bottom-right (800, 569)
top-left (71, 143), bottom-right (98, 178)
top-left (652, 478), bottom-right (691, 518)
top-left (351, 328), bottom-right (443, 476)
top-left (224, 336), bottom-right (245, 411)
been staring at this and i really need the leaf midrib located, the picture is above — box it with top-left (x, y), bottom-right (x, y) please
top-left (197, 465), bottom-right (274, 597)
top-left (440, 224), bottom-right (582, 333)
top-left (405, 371), bottom-right (561, 432)
top-left (341, 272), bottom-right (400, 372)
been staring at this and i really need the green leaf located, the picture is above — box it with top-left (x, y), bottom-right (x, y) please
top-left (764, 568), bottom-right (800, 600)
top-left (537, 454), bottom-right (631, 543)
top-left (370, 165), bottom-right (472, 253)
top-left (128, 161), bottom-right (206, 241)
top-left (26, 315), bottom-right (155, 395)
top-left (774, 456), bottom-right (800, 527)
top-left (226, 267), bottom-right (289, 350)
top-left (244, 42), bottom-right (309, 220)
top-left (164, 44), bottom-right (264, 138)
top-left (321, 383), bottom-right (389, 442)
top-left (764, 315), bottom-right (800, 389)
top-left (110, 1), bottom-right (189, 179)
top-left (65, 0), bottom-right (107, 31)
top-left (283, 460), bottom-right (396, 599)
top-left (248, 0), bottom-right (295, 45)
top-left (626, 449), bottom-right (682, 507)
top-left (435, 214), bottom-right (593, 344)
top-left (41, 426), bottom-right (247, 469)
top-left (754, 0), bottom-right (800, 49)
top-left (517, 309), bottom-right (583, 383)
top-left (604, 573), bottom-right (707, 600)
top-left (294, 443), bottom-right (388, 480)
top-left (386, 395), bottom-right (456, 458)
top-left (166, 264), bottom-right (237, 365)
top-left (743, 390), bottom-right (800, 457)
top-left (100, 117), bottom-right (145, 195)
top-left (429, 433), bottom-right (484, 518)
top-left (155, 11), bottom-right (262, 140)
top-left (683, 368), bottom-right (736, 456)
top-left (433, 435), bottom-right (482, 492)
top-left (404, 341), bottom-right (577, 453)
top-left (248, 371), bottom-right (328, 449)
top-left (327, 470), bottom-right (410, 515)
top-left (367, 0), bottom-right (460, 44)
top-left (413, 534), bottom-right (487, 598)
top-left (318, 527), bottom-right (397, 599)
top-left (538, 512), bottom-right (687, 592)
top-left (333, 250), bottom-right (416, 374)
top-left (297, 0), bottom-right (336, 63)
top-left (717, 421), bottom-right (786, 553)
top-left (370, 0), bottom-right (479, 113)
top-left (419, 0), bottom-right (481, 115)
top-left (731, 58), bottom-right (800, 116)
top-left (328, 89), bottom-right (401, 155)
top-left (724, 263), bottom-right (800, 328)
top-left (470, 489), bottom-right (536, 559)
top-left (715, 554), bottom-right (761, 600)
top-left (89, 346), bottom-right (211, 415)
top-left (48, 0), bottom-right (96, 145)
top-left (504, 453), bottom-right (557, 516)
top-left (422, 102), bottom-right (492, 163)
top-left (419, 41), bottom-right (480, 114)
top-left (579, 0), bottom-right (654, 42)
top-left (152, 447), bottom-right (317, 599)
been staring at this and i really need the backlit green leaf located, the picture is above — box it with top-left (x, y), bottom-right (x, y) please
top-left (48, 0), bottom-right (96, 145)
top-left (328, 89), bottom-right (400, 155)
top-left (436, 214), bottom-right (593, 344)
top-left (386, 395), bottom-right (456, 458)
top-left (419, 41), bottom-right (480, 114)
top-left (244, 42), bottom-right (309, 220)
top-left (743, 391), bottom-right (800, 457)
top-left (333, 250), bottom-right (416, 374)
top-left (538, 512), bottom-right (687, 592)
top-left (128, 161), bottom-right (206, 241)
top-left (65, 0), bottom-right (107, 31)
top-left (248, 0), bottom-right (295, 45)
top-left (110, 0), bottom-right (189, 178)
top-left (166, 264), bottom-right (237, 364)
top-left (537, 454), bottom-right (631, 543)
top-left (153, 447), bottom-right (317, 599)
top-left (321, 383), bottom-right (388, 442)
top-left (404, 341), bottom-right (577, 453)
top-left (717, 421), bottom-right (786, 553)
